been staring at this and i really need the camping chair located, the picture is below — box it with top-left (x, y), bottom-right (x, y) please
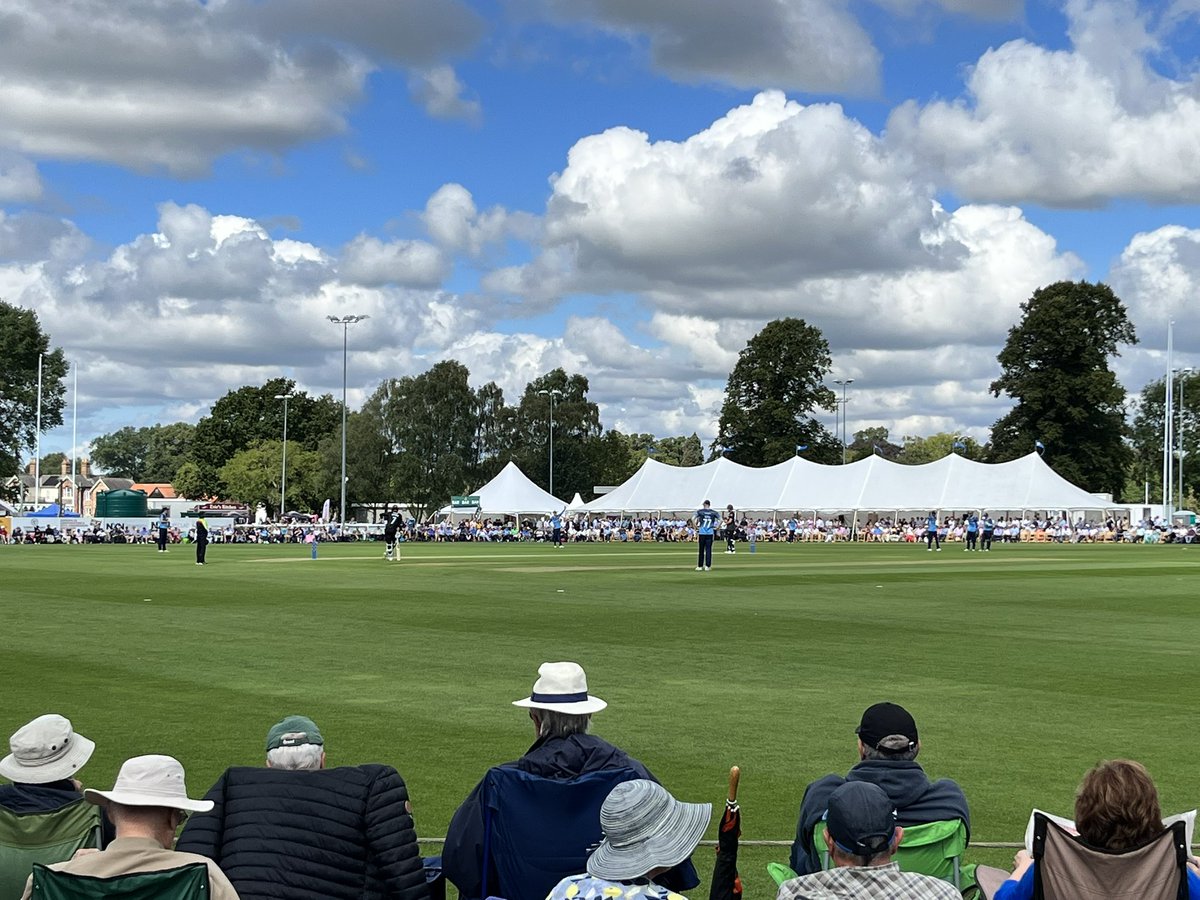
top-left (0, 801), bottom-right (102, 900)
top-left (1030, 812), bottom-right (1189, 900)
top-left (28, 862), bottom-right (209, 899)
top-left (769, 818), bottom-right (975, 892)
top-left (478, 766), bottom-right (642, 900)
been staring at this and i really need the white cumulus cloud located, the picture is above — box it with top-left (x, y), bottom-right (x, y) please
top-left (888, 0), bottom-right (1200, 206)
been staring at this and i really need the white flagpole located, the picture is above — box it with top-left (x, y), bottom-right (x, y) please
top-left (1164, 321), bottom-right (1174, 524)
top-left (71, 362), bottom-right (78, 513)
top-left (34, 353), bottom-right (43, 510)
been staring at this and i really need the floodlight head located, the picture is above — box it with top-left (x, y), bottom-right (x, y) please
top-left (273, 393), bottom-right (294, 400)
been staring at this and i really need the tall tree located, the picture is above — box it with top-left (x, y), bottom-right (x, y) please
top-left (656, 434), bottom-right (705, 467)
top-left (715, 318), bottom-right (840, 465)
top-left (371, 361), bottom-right (482, 518)
top-left (90, 422), bottom-right (196, 480)
top-left (512, 369), bottom-right (602, 499)
top-left (190, 379), bottom-right (339, 495)
top-left (1129, 372), bottom-right (1200, 506)
top-left (0, 302), bottom-right (68, 493)
top-left (847, 427), bottom-right (902, 462)
top-left (219, 441), bottom-right (323, 514)
top-left (988, 281), bottom-right (1136, 496)
top-left (897, 432), bottom-right (983, 465)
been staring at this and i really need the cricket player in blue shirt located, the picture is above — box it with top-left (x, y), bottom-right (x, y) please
top-left (695, 500), bottom-right (721, 571)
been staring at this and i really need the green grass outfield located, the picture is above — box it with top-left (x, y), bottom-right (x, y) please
top-left (3, 539), bottom-right (1198, 891)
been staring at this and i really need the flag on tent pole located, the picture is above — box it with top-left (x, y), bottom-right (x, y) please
top-left (795, 445), bottom-right (808, 454)
top-left (953, 441), bottom-right (966, 451)
top-left (1035, 440), bottom-right (1045, 454)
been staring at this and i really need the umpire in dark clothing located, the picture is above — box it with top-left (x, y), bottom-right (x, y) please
top-left (177, 715), bottom-right (427, 900)
top-left (443, 662), bottom-right (699, 899)
top-left (790, 702), bottom-right (970, 875)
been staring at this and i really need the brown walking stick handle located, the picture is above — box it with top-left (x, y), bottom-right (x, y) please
top-left (727, 765), bottom-right (740, 804)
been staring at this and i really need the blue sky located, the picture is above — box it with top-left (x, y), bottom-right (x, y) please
top-left (3, 0), bottom-right (1198, 464)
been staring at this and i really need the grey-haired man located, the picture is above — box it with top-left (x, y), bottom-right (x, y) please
top-left (790, 703), bottom-right (969, 876)
top-left (20, 755), bottom-right (240, 900)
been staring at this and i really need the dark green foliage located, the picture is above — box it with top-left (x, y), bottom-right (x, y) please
top-left (0, 302), bottom-right (68, 494)
top-left (189, 378), bottom-right (339, 495)
top-left (90, 422), bottom-right (196, 480)
top-left (1129, 373), bottom-right (1199, 506)
top-left (715, 318), bottom-right (840, 465)
top-left (988, 281), bottom-right (1136, 496)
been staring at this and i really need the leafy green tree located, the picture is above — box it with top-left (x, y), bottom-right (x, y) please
top-left (898, 433), bottom-right (983, 465)
top-left (39, 451), bottom-right (68, 473)
top-left (368, 361), bottom-right (482, 518)
top-left (847, 427), bottom-right (902, 462)
top-left (511, 369), bottom-right (603, 499)
top-left (715, 318), bottom-right (840, 465)
top-left (656, 434), bottom-right (705, 467)
top-left (191, 379), bottom-right (339, 495)
top-left (1129, 372), bottom-right (1200, 506)
top-left (219, 441), bottom-right (322, 514)
top-left (172, 461), bottom-right (207, 500)
top-left (0, 303), bottom-right (68, 494)
top-left (988, 281), bottom-right (1136, 496)
top-left (90, 422), bottom-right (196, 480)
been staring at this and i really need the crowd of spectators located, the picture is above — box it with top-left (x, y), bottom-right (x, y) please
top-left (5, 513), bottom-right (1197, 547)
top-left (395, 514), bottom-right (1200, 546)
top-left (5, 678), bottom-right (1199, 900)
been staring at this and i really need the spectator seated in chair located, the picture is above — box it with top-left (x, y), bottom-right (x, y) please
top-left (443, 662), bottom-right (699, 900)
top-left (176, 715), bottom-right (427, 900)
top-left (790, 703), bottom-right (969, 877)
top-left (777, 782), bottom-right (960, 900)
top-left (19, 755), bottom-right (238, 900)
top-left (992, 759), bottom-right (1200, 900)
top-left (547, 780), bottom-right (711, 900)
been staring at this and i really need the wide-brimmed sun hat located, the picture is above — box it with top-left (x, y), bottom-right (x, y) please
top-left (586, 780), bottom-right (711, 881)
top-left (83, 755), bottom-right (213, 813)
top-left (0, 714), bottom-right (96, 785)
top-left (512, 661), bottom-right (607, 715)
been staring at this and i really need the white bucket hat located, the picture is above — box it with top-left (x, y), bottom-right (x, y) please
top-left (0, 714), bottom-right (96, 785)
top-left (83, 755), bottom-right (213, 813)
top-left (512, 661), bottom-right (607, 715)
top-left (586, 780), bottom-right (711, 881)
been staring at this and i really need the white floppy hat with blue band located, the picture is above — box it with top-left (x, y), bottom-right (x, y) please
top-left (512, 661), bottom-right (608, 715)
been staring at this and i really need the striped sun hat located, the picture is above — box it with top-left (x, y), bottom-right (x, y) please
top-left (586, 780), bottom-right (711, 881)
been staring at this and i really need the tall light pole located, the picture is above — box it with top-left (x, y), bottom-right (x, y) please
top-left (274, 392), bottom-right (294, 519)
top-left (1178, 367), bottom-right (1194, 511)
top-left (327, 314), bottom-right (369, 525)
top-left (1163, 321), bottom-right (1174, 524)
top-left (537, 388), bottom-right (563, 495)
top-left (833, 378), bottom-right (854, 465)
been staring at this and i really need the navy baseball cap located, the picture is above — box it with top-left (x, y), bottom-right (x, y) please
top-left (826, 782), bottom-right (897, 856)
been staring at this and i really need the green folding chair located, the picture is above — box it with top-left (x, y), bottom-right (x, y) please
top-left (769, 819), bottom-right (976, 893)
top-left (29, 862), bottom-right (210, 899)
top-left (0, 801), bottom-right (102, 900)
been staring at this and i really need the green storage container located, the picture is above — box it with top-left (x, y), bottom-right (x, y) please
top-left (95, 489), bottom-right (148, 518)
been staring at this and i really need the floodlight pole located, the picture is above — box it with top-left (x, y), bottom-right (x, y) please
top-left (1178, 367), bottom-right (1194, 511)
top-left (1163, 322), bottom-right (1174, 524)
top-left (833, 378), bottom-right (854, 465)
top-left (538, 388), bottom-right (563, 495)
top-left (34, 353), bottom-right (43, 512)
top-left (274, 393), bottom-right (294, 519)
top-left (327, 315), bottom-right (369, 526)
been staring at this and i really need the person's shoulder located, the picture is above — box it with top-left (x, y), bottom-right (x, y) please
top-left (896, 870), bottom-right (962, 898)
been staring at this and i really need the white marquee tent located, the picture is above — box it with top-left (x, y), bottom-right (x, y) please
top-left (584, 453), bottom-right (1113, 515)
top-left (440, 461), bottom-right (564, 517)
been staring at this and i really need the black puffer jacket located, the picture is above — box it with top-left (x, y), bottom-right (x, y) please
top-left (176, 765), bottom-right (428, 900)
